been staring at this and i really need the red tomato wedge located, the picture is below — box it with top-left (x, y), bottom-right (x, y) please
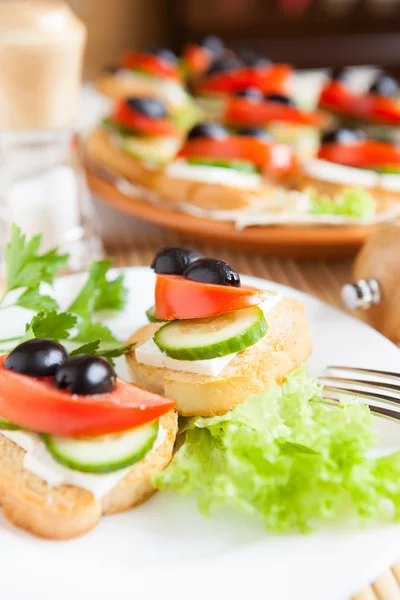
top-left (0, 355), bottom-right (175, 437)
top-left (318, 140), bottom-right (400, 169)
top-left (119, 51), bottom-right (181, 80)
top-left (155, 275), bottom-right (268, 320)
top-left (194, 64), bottom-right (292, 96)
top-left (178, 135), bottom-right (297, 177)
top-left (183, 44), bottom-right (213, 77)
top-left (113, 100), bottom-right (178, 137)
top-left (319, 80), bottom-right (400, 126)
top-left (225, 97), bottom-right (328, 128)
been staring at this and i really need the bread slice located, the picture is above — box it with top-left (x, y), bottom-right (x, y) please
top-left (84, 128), bottom-right (280, 211)
top-left (0, 410), bottom-right (177, 540)
top-left (96, 73), bottom-right (168, 102)
top-left (126, 298), bottom-right (312, 416)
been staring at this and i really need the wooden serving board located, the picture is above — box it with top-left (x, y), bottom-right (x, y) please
top-left (86, 168), bottom-right (376, 260)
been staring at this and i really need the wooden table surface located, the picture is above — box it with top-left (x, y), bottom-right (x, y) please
top-left (95, 198), bottom-right (400, 600)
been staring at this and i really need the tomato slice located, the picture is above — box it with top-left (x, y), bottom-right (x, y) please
top-left (183, 44), bottom-right (213, 77)
top-left (155, 275), bottom-right (269, 320)
top-left (0, 355), bottom-right (175, 437)
top-left (112, 100), bottom-right (178, 136)
top-left (319, 80), bottom-right (400, 126)
top-left (225, 96), bottom-right (328, 127)
top-left (119, 51), bottom-right (181, 80)
top-left (178, 135), bottom-right (296, 177)
top-left (194, 64), bottom-right (292, 96)
top-left (318, 140), bottom-right (400, 169)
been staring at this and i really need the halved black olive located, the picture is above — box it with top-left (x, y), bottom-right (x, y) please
top-left (321, 128), bottom-right (367, 145)
top-left (187, 122), bottom-right (228, 141)
top-left (125, 97), bottom-right (167, 119)
top-left (183, 258), bottom-right (240, 287)
top-left (54, 355), bottom-right (116, 396)
top-left (144, 46), bottom-right (177, 64)
top-left (236, 127), bottom-right (273, 141)
top-left (207, 56), bottom-right (242, 76)
top-left (151, 248), bottom-right (202, 275)
top-left (4, 339), bottom-right (68, 377)
top-left (200, 36), bottom-right (224, 56)
top-left (265, 94), bottom-right (295, 107)
top-left (369, 73), bottom-right (399, 98)
top-left (233, 87), bottom-right (263, 101)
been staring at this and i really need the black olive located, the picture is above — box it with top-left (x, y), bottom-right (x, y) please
top-left (200, 36), bottom-right (224, 56)
top-left (151, 247), bottom-right (202, 275)
top-left (54, 355), bottom-right (116, 396)
top-left (321, 128), bottom-right (367, 145)
top-left (183, 258), bottom-right (240, 287)
top-left (207, 56), bottom-right (242, 76)
top-left (238, 50), bottom-right (271, 68)
top-left (265, 94), bottom-right (295, 107)
top-left (369, 73), bottom-right (399, 97)
top-left (236, 127), bottom-right (273, 141)
top-left (144, 46), bottom-right (177, 64)
top-left (330, 67), bottom-right (350, 82)
top-left (125, 97), bottom-right (167, 120)
top-left (4, 339), bottom-right (68, 377)
top-left (187, 122), bottom-right (228, 141)
top-left (233, 87), bottom-right (263, 101)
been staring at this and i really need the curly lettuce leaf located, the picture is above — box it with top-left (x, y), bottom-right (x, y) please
top-left (308, 187), bottom-right (376, 219)
top-left (155, 368), bottom-right (400, 532)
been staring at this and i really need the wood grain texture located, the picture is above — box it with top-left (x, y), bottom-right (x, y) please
top-left (101, 212), bottom-right (397, 600)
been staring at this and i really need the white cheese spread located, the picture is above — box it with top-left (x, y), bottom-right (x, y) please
top-left (0, 426), bottom-right (165, 499)
top-left (135, 292), bottom-right (282, 376)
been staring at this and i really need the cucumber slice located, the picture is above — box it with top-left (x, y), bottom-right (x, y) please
top-left (42, 421), bottom-right (159, 474)
top-left (369, 165), bottom-right (400, 174)
top-left (121, 136), bottom-right (179, 164)
top-left (154, 306), bottom-right (267, 360)
top-left (0, 417), bottom-right (22, 431)
top-left (146, 305), bottom-right (165, 323)
top-left (187, 157), bottom-right (258, 173)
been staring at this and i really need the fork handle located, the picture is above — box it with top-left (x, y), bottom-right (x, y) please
top-left (346, 222), bottom-right (400, 344)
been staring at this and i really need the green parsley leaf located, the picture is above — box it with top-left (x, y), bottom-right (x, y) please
top-left (70, 340), bottom-right (135, 366)
top-left (25, 310), bottom-right (77, 341)
top-left (94, 273), bottom-right (128, 312)
top-left (67, 260), bottom-right (127, 317)
top-left (73, 318), bottom-right (118, 343)
top-left (69, 340), bottom-right (101, 356)
top-left (5, 224), bottom-right (68, 293)
top-left (16, 286), bottom-right (58, 312)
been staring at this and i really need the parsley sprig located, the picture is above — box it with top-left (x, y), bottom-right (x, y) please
top-left (0, 225), bottom-right (131, 365)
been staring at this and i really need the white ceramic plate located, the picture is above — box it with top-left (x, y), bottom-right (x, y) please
top-left (2, 267), bottom-right (400, 600)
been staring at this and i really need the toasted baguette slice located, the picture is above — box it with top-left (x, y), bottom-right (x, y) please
top-left (126, 298), bottom-right (312, 416)
top-left (299, 173), bottom-right (399, 213)
top-left (0, 410), bottom-right (177, 540)
top-left (85, 128), bottom-right (280, 211)
top-left (96, 73), bottom-right (167, 102)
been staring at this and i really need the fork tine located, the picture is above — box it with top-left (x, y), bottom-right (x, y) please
top-left (322, 392), bottom-right (400, 423)
top-left (321, 383), bottom-right (400, 409)
top-left (325, 366), bottom-right (400, 382)
top-left (319, 377), bottom-right (400, 403)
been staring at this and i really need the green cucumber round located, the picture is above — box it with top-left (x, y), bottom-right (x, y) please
top-left (187, 157), bottom-right (258, 173)
top-left (41, 420), bottom-right (159, 474)
top-left (146, 305), bottom-right (165, 323)
top-left (0, 417), bottom-right (22, 431)
top-left (153, 306), bottom-right (267, 361)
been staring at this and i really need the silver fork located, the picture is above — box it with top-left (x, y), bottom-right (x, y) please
top-left (318, 366), bottom-right (400, 422)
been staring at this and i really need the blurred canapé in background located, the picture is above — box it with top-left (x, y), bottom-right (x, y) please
top-left (69, 0), bottom-right (400, 79)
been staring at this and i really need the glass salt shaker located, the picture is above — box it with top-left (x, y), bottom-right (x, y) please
top-left (0, 0), bottom-right (102, 271)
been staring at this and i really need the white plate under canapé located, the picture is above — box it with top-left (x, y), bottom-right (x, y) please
top-left (1, 267), bottom-right (400, 600)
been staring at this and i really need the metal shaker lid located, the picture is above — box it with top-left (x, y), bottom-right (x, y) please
top-left (0, 1), bottom-right (86, 130)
